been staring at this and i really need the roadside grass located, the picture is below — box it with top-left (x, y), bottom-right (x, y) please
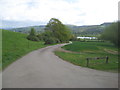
top-left (55, 41), bottom-right (119, 72)
top-left (62, 41), bottom-right (118, 52)
top-left (2, 30), bottom-right (47, 70)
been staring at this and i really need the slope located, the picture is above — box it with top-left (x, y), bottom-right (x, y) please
top-left (2, 30), bottom-right (46, 69)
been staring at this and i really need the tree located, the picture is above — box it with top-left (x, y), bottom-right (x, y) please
top-left (29, 28), bottom-right (36, 36)
top-left (41, 30), bottom-right (60, 44)
top-left (70, 34), bottom-right (78, 41)
top-left (44, 18), bottom-right (72, 43)
top-left (100, 22), bottom-right (119, 46)
top-left (27, 28), bottom-right (39, 41)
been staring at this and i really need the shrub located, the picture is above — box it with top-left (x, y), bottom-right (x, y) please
top-left (69, 35), bottom-right (77, 41)
top-left (27, 28), bottom-right (39, 41)
top-left (44, 37), bottom-right (57, 44)
top-left (27, 35), bottom-right (39, 41)
top-left (100, 22), bottom-right (119, 46)
top-left (37, 34), bottom-right (44, 41)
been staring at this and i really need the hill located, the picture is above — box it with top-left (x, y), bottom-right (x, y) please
top-left (7, 22), bottom-right (112, 36)
top-left (68, 23), bottom-right (112, 36)
top-left (2, 30), bottom-right (46, 69)
top-left (8, 25), bottom-right (45, 34)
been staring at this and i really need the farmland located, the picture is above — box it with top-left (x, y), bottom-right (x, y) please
top-left (55, 41), bottom-right (119, 72)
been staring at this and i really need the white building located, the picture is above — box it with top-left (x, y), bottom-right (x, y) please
top-left (77, 37), bottom-right (97, 39)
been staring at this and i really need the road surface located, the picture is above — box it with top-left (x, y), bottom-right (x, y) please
top-left (2, 44), bottom-right (118, 88)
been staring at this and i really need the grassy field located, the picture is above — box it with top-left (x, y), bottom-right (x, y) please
top-left (2, 30), bottom-right (47, 70)
top-left (55, 41), bottom-right (119, 72)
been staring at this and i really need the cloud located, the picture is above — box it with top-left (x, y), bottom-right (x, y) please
top-left (0, 20), bottom-right (44, 28)
top-left (0, 0), bottom-right (119, 26)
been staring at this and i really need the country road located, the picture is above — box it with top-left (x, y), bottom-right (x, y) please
top-left (2, 44), bottom-right (118, 88)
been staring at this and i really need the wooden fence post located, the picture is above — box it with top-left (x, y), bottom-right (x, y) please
top-left (106, 56), bottom-right (108, 64)
top-left (86, 58), bottom-right (89, 67)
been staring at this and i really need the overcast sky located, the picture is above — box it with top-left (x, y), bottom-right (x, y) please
top-left (0, 0), bottom-right (119, 27)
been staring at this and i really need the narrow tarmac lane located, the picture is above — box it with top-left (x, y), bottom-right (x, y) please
top-left (3, 44), bottom-right (118, 88)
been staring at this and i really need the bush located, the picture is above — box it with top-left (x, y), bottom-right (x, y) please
top-left (69, 35), bottom-right (78, 41)
top-left (100, 22), bottom-right (119, 46)
top-left (44, 37), bottom-right (57, 44)
top-left (27, 35), bottom-right (39, 41)
top-left (27, 28), bottom-right (39, 41)
top-left (37, 34), bottom-right (44, 41)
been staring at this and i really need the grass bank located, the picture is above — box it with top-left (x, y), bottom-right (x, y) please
top-left (55, 41), bottom-right (119, 72)
top-left (2, 30), bottom-right (47, 70)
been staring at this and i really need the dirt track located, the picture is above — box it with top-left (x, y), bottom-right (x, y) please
top-left (2, 44), bottom-right (118, 88)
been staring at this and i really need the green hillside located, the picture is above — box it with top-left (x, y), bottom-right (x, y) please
top-left (9, 25), bottom-right (45, 34)
top-left (2, 30), bottom-right (46, 70)
top-left (69, 23), bottom-right (112, 36)
top-left (8, 23), bottom-right (112, 37)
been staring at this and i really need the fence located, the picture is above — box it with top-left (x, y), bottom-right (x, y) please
top-left (86, 56), bottom-right (109, 67)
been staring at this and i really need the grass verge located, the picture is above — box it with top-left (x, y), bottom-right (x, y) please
top-left (2, 30), bottom-right (47, 70)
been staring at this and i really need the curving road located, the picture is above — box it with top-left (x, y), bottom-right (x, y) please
top-left (3, 44), bottom-right (118, 88)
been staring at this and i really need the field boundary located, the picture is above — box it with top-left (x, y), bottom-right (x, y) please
top-left (86, 56), bottom-right (109, 67)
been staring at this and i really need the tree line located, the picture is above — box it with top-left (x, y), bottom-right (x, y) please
top-left (100, 21), bottom-right (119, 47)
top-left (27, 18), bottom-right (73, 44)
top-left (27, 18), bottom-right (119, 46)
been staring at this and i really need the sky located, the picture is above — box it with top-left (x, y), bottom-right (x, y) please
top-left (0, 0), bottom-right (119, 28)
